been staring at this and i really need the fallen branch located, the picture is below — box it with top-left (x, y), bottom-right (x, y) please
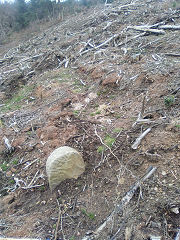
top-left (118, 32), bottom-right (146, 47)
top-left (164, 53), bottom-right (180, 57)
top-left (131, 127), bottom-right (151, 150)
top-left (82, 166), bottom-right (157, 240)
top-left (127, 26), bottom-right (165, 34)
top-left (79, 39), bottom-right (94, 53)
top-left (0, 57), bottom-right (13, 64)
top-left (80, 34), bottom-right (119, 55)
top-left (95, 33), bottom-right (118, 49)
top-left (135, 118), bottom-right (154, 125)
top-left (158, 25), bottom-right (180, 30)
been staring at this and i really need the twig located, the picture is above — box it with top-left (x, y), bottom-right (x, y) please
top-left (3, 136), bottom-right (14, 153)
top-left (27, 170), bottom-right (39, 187)
top-left (82, 166), bottom-right (157, 240)
top-left (143, 151), bottom-right (161, 159)
top-left (64, 59), bottom-right (69, 68)
top-left (141, 94), bottom-right (146, 117)
top-left (54, 199), bottom-right (61, 240)
top-left (54, 199), bottom-right (66, 240)
top-left (94, 126), bottom-right (120, 164)
top-left (150, 237), bottom-right (161, 240)
top-left (23, 158), bottom-right (39, 169)
top-left (131, 127), bottom-right (151, 150)
top-left (175, 228), bottom-right (180, 240)
top-left (21, 184), bottom-right (44, 189)
top-left (14, 177), bottom-right (26, 189)
top-left (109, 222), bottom-right (125, 240)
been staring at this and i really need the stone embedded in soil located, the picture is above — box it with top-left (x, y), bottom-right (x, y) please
top-left (46, 146), bottom-right (85, 190)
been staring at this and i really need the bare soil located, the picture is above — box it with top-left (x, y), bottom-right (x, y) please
top-left (0, 1), bottom-right (180, 239)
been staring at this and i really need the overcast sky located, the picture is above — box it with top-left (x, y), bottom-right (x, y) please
top-left (0, 0), bottom-right (68, 3)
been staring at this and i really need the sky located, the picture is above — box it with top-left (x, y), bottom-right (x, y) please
top-left (0, 0), bottom-right (67, 3)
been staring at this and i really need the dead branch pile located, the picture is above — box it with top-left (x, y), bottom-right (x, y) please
top-left (0, 0), bottom-right (180, 96)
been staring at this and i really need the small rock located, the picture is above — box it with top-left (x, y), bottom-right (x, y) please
top-left (118, 177), bottom-right (125, 185)
top-left (88, 92), bottom-right (98, 100)
top-left (150, 221), bottom-right (161, 228)
top-left (161, 171), bottom-right (167, 176)
top-left (170, 207), bottom-right (179, 214)
top-left (6, 171), bottom-right (12, 177)
top-left (72, 102), bottom-right (84, 110)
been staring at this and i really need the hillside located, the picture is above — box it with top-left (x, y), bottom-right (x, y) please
top-left (0, 0), bottom-right (180, 239)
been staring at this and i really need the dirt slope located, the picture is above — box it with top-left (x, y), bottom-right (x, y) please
top-left (0, 0), bottom-right (180, 239)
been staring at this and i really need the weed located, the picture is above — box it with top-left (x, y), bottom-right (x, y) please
top-left (40, 186), bottom-right (45, 191)
top-left (175, 124), bottom-right (180, 128)
top-left (109, 95), bottom-right (116, 99)
top-left (114, 114), bottom-right (121, 119)
top-left (81, 209), bottom-right (95, 221)
top-left (46, 69), bottom-right (72, 82)
top-left (81, 209), bottom-right (87, 215)
top-left (104, 135), bottom-right (115, 147)
top-left (9, 179), bottom-right (15, 184)
top-left (73, 110), bottom-right (79, 116)
top-left (0, 163), bottom-right (8, 171)
top-left (95, 111), bottom-right (101, 115)
top-left (97, 89), bottom-right (109, 96)
top-left (113, 128), bottom-right (123, 133)
top-left (1, 85), bottom-right (34, 112)
top-left (12, 159), bottom-right (19, 165)
top-left (90, 112), bottom-right (95, 116)
top-left (73, 80), bottom-right (81, 87)
top-left (72, 88), bottom-right (81, 93)
top-left (172, 1), bottom-right (176, 8)
top-left (0, 119), bottom-right (4, 127)
top-left (69, 237), bottom-right (75, 240)
top-left (164, 95), bottom-right (175, 107)
top-left (97, 146), bottom-right (105, 153)
top-left (87, 212), bottom-right (95, 221)
top-left (52, 224), bottom-right (56, 229)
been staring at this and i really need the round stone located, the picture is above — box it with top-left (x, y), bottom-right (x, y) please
top-left (46, 146), bottom-right (85, 191)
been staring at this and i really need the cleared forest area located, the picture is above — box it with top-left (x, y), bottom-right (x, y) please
top-left (0, 0), bottom-right (180, 239)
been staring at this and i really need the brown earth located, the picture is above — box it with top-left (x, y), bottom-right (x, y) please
top-left (0, 0), bottom-right (180, 239)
